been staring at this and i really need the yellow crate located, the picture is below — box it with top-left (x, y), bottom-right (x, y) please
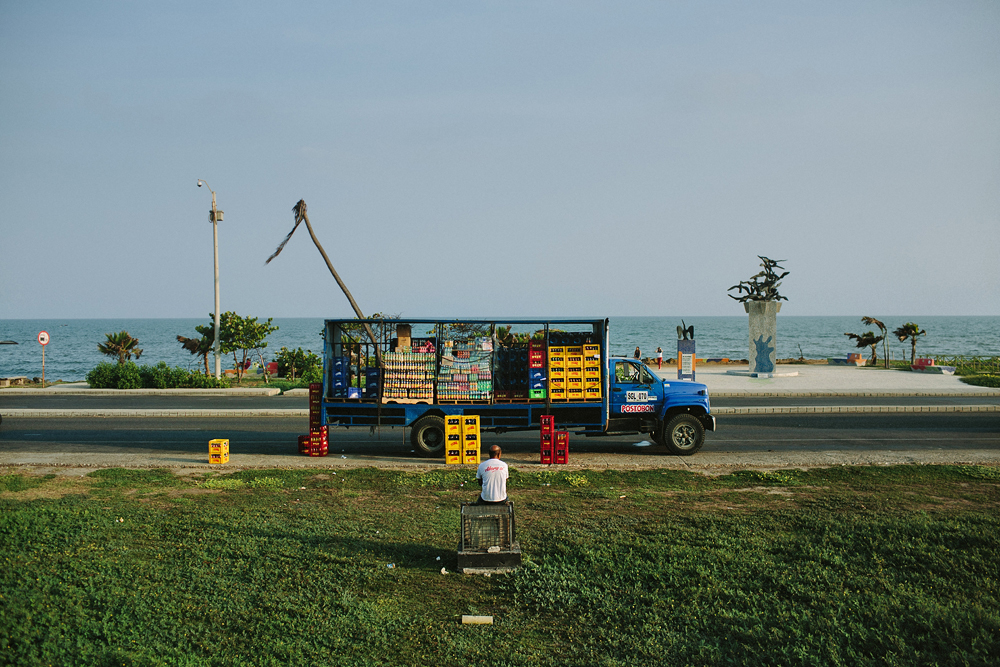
top-left (550, 388), bottom-right (567, 400)
top-left (567, 355), bottom-right (583, 366)
top-left (585, 377), bottom-right (602, 389)
top-left (547, 355), bottom-right (566, 368)
top-left (461, 415), bottom-right (481, 436)
top-left (446, 433), bottom-right (463, 464)
top-left (567, 346), bottom-right (583, 355)
top-left (584, 367), bottom-right (601, 378)
top-left (548, 346), bottom-right (566, 355)
top-left (445, 416), bottom-right (463, 434)
top-left (583, 344), bottom-right (600, 359)
top-left (567, 366), bottom-right (583, 379)
top-left (548, 367), bottom-right (566, 379)
top-left (567, 388), bottom-right (585, 400)
top-left (567, 376), bottom-right (583, 388)
top-left (585, 386), bottom-right (603, 400)
top-left (209, 452), bottom-right (229, 465)
top-left (208, 438), bottom-right (229, 455)
top-left (463, 432), bottom-right (481, 464)
top-left (548, 376), bottom-right (566, 389)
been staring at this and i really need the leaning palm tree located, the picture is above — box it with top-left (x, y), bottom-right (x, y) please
top-left (266, 199), bottom-right (381, 366)
top-left (98, 331), bottom-right (143, 365)
top-left (861, 316), bottom-right (889, 368)
top-left (844, 330), bottom-right (884, 366)
top-left (177, 324), bottom-right (214, 375)
top-left (893, 322), bottom-right (926, 364)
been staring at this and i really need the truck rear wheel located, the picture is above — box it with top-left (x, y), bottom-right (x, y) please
top-left (411, 416), bottom-right (446, 457)
top-left (658, 414), bottom-right (705, 456)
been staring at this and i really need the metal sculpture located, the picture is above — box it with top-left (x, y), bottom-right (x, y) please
top-left (728, 256), bottom-right (789, 303)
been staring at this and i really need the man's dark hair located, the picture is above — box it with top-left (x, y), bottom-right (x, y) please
top-left (489, 445), bottom-right (502, 458)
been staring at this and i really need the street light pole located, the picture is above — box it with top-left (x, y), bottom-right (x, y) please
top-left (197, 179), bottom-right (223, 380)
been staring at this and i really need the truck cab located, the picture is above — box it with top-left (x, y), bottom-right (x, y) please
top-left (606, 357), bottom-right (715, 455)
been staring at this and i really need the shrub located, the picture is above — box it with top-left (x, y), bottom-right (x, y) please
top-left (139, 361), bottom-right (173, 389)
top-left (276, 346), bottom-right (321, 380)
top-left (114, 362), bottom-right (142, 389)
top-left (86, 362), bottom-right (116, 388)
top-left (961, 374), bottom-right (1000, 388)
top-left (86, 363), bottom-right (232, 389)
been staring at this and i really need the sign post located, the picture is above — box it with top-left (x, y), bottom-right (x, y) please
top-left (38, 331), bottom-right (49, 387)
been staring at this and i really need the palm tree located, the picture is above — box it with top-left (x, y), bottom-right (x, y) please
top-left (98, 331), bottom-right (143, 365)
top-left (266, 199), bottom-right (381, 366)
top-left (861, 316), bottom-right (889, 368)
top-left (893, 322), bottom-right (926, 364)
top-left (844, 330), bottom-right (884, 366)
top-left (177, 324), bottom-right (214, 375)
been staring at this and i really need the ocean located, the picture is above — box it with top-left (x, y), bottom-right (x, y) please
top-left (1, 316), bottom-right (997, 382)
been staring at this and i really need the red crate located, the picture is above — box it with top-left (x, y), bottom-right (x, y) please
top-left (298, 434), bottom-right (310, 455)
top-left (540, 447), bottom-right (552, 465)
top-left (554, 431), bottom-right (569, 464)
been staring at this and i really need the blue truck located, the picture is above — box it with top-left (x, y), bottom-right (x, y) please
top-left (321, 318), bottom-right (715, 456)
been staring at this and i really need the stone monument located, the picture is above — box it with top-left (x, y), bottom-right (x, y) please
top-left (728, 257), bottom-right (788, 376)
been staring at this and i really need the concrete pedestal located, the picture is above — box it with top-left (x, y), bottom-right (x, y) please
top-left (677, 339), bottom-right (696, 381)
top-left (745, 301), bottom-right (781, 374)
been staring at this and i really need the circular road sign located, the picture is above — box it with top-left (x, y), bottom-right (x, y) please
top-left (38, 331), bottom-right (49, 346)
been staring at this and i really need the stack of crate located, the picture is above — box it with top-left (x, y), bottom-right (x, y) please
top-left (494, 344), bottom-right (528, 400)
top-left (301, 383), bottom-right (328, 456)
top-left (209, 439), bottom-right (229, 465)
top-left (445, 415), bottom-right (482, 465)
top-left (554, 431), bottom-right (569, 464)
top-left (330, 356), bottom-right (350, 397)
top-left (548, 346), bottom-right (566, 400)
top-left (528, 340), bottom-right (546, 399)
top-left (539, 415), bottom-right (554, 464)
top-left (445, 416), bottom-right (463, 464)
top-left (298, 426), bottom-right (328, 456)
top-left (565, 346), bottom-right (584, 401)
top-left (583, 343), bottom-right (602, 401)
top-left (365, 367), bottom-right (380, 398)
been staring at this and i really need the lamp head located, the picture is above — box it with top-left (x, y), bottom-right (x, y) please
top-left (197, 180), bottom-right (204, 187)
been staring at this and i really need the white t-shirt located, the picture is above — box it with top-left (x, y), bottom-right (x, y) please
top-left (476, 458), bottom-right (509, 502)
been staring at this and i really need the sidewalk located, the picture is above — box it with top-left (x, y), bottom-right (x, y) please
top-left (2, 366), bottom-right (997, 419)
top-left (654, 364), bottom-right (1000, 397)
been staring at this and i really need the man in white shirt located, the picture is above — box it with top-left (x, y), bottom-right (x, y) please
top-left (476, 445), bottom-right (509, 504)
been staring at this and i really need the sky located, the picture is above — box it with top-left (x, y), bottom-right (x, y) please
top-left (1, 1), bottom-right (998, 320)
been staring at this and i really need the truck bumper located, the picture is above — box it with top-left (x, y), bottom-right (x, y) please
top-left (699, 414), bottom-right (716, 432)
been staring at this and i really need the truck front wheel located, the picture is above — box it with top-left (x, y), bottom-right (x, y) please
top-left (658, 414), bottom-right (705, 456)
top-left (411, 416), bottom-right (446, 457)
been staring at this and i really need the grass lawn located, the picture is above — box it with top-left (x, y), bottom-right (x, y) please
top-left (2, 465), bottom-right (999, 666)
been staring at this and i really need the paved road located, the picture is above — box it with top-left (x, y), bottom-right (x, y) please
top-left (2, 413), bottom-right (997, 472)
top-left (2, 394), bottom-right (998, 414)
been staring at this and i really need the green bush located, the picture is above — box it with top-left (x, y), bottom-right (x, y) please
top-left (139, 361), bottom-right (171, 389)
top-left (114, 361), bottom-right (142, 389)
top-left (86, 362), bottom-right (231, 389)
top-left (961, 374), bottom-right (1000, 388)
top-left (275, 346), bottom-right (320, 380)
top-left (86, 362), bottom-right (116, 388)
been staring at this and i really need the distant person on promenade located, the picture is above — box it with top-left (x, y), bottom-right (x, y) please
top-left (476, 445), bottom-right (508, 504)
top-left (656, 347), bottom-right (663, 369)
top-left (634, 346), bottom-right (641, 360)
